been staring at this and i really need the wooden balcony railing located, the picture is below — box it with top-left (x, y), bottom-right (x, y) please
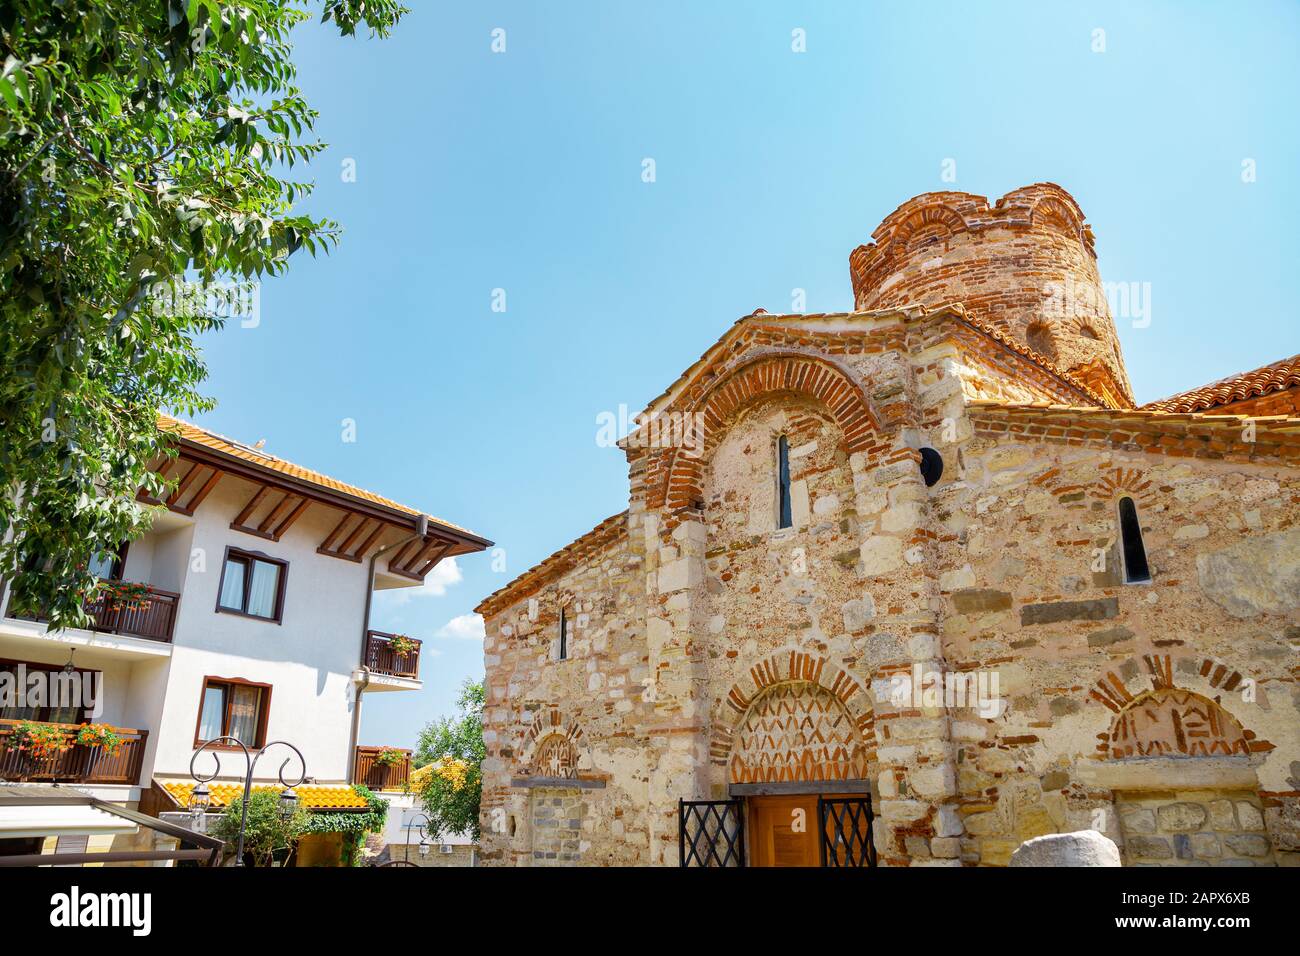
top-left (364, 630), bottom-right (421, 680)
top-left (0, 720), bottom-right (149, 785)
top-left (15, 579), bottom-right (180, 644)
top-left (354, 746), bottom-right (411, 792)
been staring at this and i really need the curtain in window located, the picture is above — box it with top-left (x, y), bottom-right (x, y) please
top-left (227, 685), bottom-right (262, 745)
top-left (219, 558), bottom-right (246, 610)
top-left (247, 561), bottom-right (279, 618)
top-left (87, 551), bottom-right (116, 580)
top-left (198, 685), bottom-right (226, 741)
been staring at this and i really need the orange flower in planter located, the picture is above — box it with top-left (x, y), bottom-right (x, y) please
top-left (5, 721), bottom-right (72, 760)
top-left (75, 723), bottom-right (124, 757)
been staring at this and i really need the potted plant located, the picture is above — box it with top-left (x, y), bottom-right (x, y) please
top-left (75, 723), bottom-right (123, 777)
top-left (374, 747), bottom-right (404, 767)
top-left (3, 721), bottom-right (72, 779)
top-left (386, 634), bottom-right (417, 659)
top-left (101, 581), bottom-right (153, 613)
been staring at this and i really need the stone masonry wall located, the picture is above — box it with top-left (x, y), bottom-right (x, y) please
top-left (922, 396), bottom-right (1300, 866)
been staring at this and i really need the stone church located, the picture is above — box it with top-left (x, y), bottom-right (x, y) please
top-left (475, 183), bottom-right (1300, 867)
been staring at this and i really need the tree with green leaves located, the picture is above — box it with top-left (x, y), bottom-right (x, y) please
top-left (209, 789), bottom-right (308, 867)
top-left (0, 0), bottom-right (406, 628)
top-left (414, 679), bottom-right (484, 840)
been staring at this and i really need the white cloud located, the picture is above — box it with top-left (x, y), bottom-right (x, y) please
top-left (437, 613), bottom-right (485, 641)
top-left (378, 557), bottom-right (463, 606)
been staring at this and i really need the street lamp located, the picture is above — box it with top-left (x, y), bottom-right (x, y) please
top-left (404, 812), bottom-right (435, 864)
top-left (188, 736), bottom-right (307, 867)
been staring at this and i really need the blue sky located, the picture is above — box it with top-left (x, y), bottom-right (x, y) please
top-left (189, 1), bottom-right (1300, 748)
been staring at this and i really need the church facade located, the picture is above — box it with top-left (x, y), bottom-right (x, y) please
top-left (475, 183), bottom-right (1300, 867)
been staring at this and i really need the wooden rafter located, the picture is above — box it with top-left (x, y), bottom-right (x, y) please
top-left (317, 513), bottom-right (392, 563)
top-left (414, 541), bottom-right (454, 578)
top-left (231, 485), bottom-right (271, 530)
top-left (167, 461), bottom-right (203, 507)
top-left (227, 486), bottom-right (311, 543)
top-left (182, 467), bottom-right (223, 514)
top-left (388, 536), bottom-right (457, 581)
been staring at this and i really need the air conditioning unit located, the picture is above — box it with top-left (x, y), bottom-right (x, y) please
top-left (438, 844), bottom-right (454, 855)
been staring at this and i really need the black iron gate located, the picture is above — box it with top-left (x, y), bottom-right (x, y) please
top-left (818, 796), bottom-right (877, 867)
top-left (679, 798), bottom-right (746, 867)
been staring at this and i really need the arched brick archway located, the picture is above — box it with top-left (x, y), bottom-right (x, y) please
top-left (518, 708), bottom-right (586, 775)
top-left (658, 353), bottom-right (879, 516)
top-left (728, 681), bottom-right (870, 784)
top-left (709, 649), bottom-right (875, 773)
top-left (1089, 653), bottom-right (1272, 759)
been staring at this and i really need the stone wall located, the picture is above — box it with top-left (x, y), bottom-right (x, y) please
top-left (477, 189), bottom-right (1299, 867)
top-left (1117, 791), bottom-right (1274, 866)
top-left (926, 398), bottom-right (1300, 866)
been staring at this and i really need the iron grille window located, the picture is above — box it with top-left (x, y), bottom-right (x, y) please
top-left (818, 796), bottom-right (877, 867)
top-left (679, 798), bottom-right (745, 867)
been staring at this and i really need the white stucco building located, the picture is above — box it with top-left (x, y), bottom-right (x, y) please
top-left (0, 416), bottom-right (490, 827)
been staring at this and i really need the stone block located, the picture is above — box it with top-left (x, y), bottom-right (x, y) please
top-left (1086, 626), bottom-right (1134, 648)
top-left (952, 588), bottom-right (1012, 614)
top-left (1196, 528), bottom-right (1300, 618)
top-left (1009, 830), bottom-right (1121, 867)
top-left (1118, 806), bottom-right (1156, 834)
top-left (842, 595), bottom-right (876, 632)
top-left (1236, 801), bottom-right (1264, 831)
top-left (1126, 836), bottom-right (1173, 859)
top-left (1223, 834), bottom-right (1270, 858)
top-left (1020, 597), bottom-right (1119, 626)
top-left (1207, 799), bottom-right (1238, 830)
top-left (859, 536), bottom-right (904, 575)
top-left (1157, 802), bottom-right (1208, 833)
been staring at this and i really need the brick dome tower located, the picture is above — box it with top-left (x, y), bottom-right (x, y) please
top-left (849, 183), bottom-right (1133, 407)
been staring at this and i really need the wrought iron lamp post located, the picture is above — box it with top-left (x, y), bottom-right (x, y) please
top-left (403, 811), bottom-right (435, 863)
top-left (188, 736), bottom-right (307, 867)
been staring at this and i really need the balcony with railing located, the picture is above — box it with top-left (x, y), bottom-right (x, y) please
top-left (12, 580), bottom-right (180, 645)
top-left (364, 630), bottom-right (422, 681)
top-left (354, 745), bottom-right (412, 792)
top-left (0, 720), bottom-right (149, 785)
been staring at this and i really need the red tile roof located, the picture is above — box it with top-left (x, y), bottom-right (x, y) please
top-left (1142, 354), bottom-right (1300, 414)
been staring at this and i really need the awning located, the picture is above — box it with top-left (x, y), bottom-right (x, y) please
top-left (0, 783), bottom-right (224, 867)
top-left (0, 803), bottom-right (138, 840)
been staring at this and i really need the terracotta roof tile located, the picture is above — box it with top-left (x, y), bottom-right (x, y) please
top-left (1142, 354), bottom-right (1300, 414)
top-left (161, 781), bottom-right (371, 811)
top-left (158, 413), bottom-right (486, 542)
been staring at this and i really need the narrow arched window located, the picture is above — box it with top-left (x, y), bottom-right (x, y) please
top-left (1118, 497), bottom-right (1151, 583)
top-left (776, 435), bottom-right (792, 529)
top-left (558, 608), bottom-right (568, 660)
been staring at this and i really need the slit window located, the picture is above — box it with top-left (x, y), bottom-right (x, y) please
top-left (777, 435), bottom-right (792, 529)
top-left (558, 608), bottom-right (568, 661)
top-left (1118, 497), bottom-right (1151, 583)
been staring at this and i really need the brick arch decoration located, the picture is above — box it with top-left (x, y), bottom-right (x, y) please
top-left (709, 649), bottom-right (876, 780)
top-left (1030, 465), bottom-right (1159, 509)
top-left (887, 202), bottom-right (968, 251)
top-left (1030, 195), bottom-right (1086, 243)
top-left (657, 353), bottom-right (880, 517)
top-left (518, 708), bottom-right (587, 776)
top-left (1089, 654), bottom-right (1274, 760)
